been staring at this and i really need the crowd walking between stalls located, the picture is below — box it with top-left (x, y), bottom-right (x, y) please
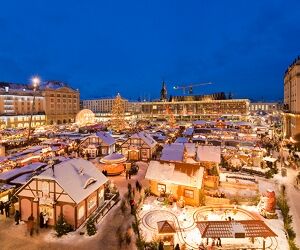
top-left (0, 200), bottom-right (50, 237)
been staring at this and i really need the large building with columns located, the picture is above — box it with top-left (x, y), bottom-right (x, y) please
top-left (283, 56), bottom-right (300, 141)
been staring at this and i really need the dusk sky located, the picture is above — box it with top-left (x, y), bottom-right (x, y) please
top-left (0, 0), bottom-right (299, 101)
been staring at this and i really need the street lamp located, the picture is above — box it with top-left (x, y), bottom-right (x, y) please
top-left (27, 76), bottom-right (41, 142)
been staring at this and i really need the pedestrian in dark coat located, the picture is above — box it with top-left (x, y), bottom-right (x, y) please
top-left (14, 210), bottom-right (20, 225)
top-left (175, 243), bottom-right (180, 250)
top-left (4, 202), bottom-right (10, 217)
top-left (0, 201), bottom-right (4, 215)
top-left (39, 212), bottom-right (44, 228)
top-left (27, 215), bottom-right (34, 236)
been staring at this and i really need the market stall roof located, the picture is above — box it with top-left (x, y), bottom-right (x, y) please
top-left (174, 137), bottom-right (189, 144)
top-left (96, 131), bottom-right (116, 146)
top-left (130, 132), bottom-right (157, 148)
top-left (183, 127), bottom-right (194, 136)
top-left (145, 161), bottom-right (204, 189)
top-left (193, 120), bottom-right (207, 126)
top-left (32, 158), bottom-right (108, 203)
top-left (184, 143), bottom-right (196, 157)
top-left (0, 162), bottom-right (47, 183)
top-left (100, 153), bottom-right (126, 164)
top-left (160, 143), bottom-right (185, 162)
top-left (10, 172), bottom-right (33, 185)
top-left (263, 156), bottom-right (277, 163)
top-left (157, 220), bottom-right (176, 234)
top-left (196, 145), bottom-right (221, 163)
top-left (196, 220), bottom-right (277, 239)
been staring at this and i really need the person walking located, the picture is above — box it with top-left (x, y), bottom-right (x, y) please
top-left (175, 243), bottom-right (180, 250)
top-left (43, 213), bottom-right (49, 228)
top-left (14, 210), bottom-right (20, 225)
top-left (4, 202), bottom-right (10, 218)
top-left (0, 201), bottom-right (4, 215)
top-left (39, 212), bottom-right (44, 228)
top-left (27, 215), bottom-right (34, 236)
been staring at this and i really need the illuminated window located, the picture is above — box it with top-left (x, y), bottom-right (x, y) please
top-left (78, 205), bottom-right (85, 219)
top-left (157, 183), bottom-right (166, 193)
top-left (88, 196), bottom-right (97, 210)
top-left (184, 189), bottom-right (194, 199)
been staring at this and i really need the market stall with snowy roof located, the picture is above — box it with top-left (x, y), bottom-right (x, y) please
top-left (99, 153), bottom-right (127, 175)
top-left (196, 220), bottom-right (277, 248)
top-left (16, 158), bottom-right (108, 229)
top-left (79, 131), bottom-right (116, 158)
top-left (160, 143), bottom-right (185, 162)
top-left (121, 131), bottom-right (157, 161)
top-left (145, 160), bottom-right (204, 206)
top-left (0, 162), bottom-right (47, 183)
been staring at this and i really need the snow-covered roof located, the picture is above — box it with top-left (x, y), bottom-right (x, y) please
top-left (100, 153), bottom-right (126, 164)
top-left (184, 143), bottom-right (196, 157)
top-left (263, 156), bottom-right (277, 163)
top-left (175, 137), bottom-right (189, 144)
top-left (0, 162), bottom-right (47, 182)
top-left (160, 143), bottom-right (185, 162)
top-left (183, 127), bottom-right (194, 136)
top-left (145, 161), bottom-right (204, 188)
top-left (196, 145), bottom-right (221, 163)
top-left (96, 131), bottom-right (115, 146)
top-left (10, 173), bottom-right (33, 185)
top-left (33, 158), bottom-right (108, 203)
top-left (193, 120), bottom-right (207, 126)
top-left (130, 132), bottom-right (157, 148)
top-left (235, 121), bottom-right (252, 127)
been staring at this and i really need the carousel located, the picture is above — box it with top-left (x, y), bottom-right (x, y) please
top-left (99, 153), bottom-right (127, 176)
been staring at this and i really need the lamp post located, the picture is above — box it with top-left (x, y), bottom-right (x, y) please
top-left (27, 76), bottom-right (40, 142)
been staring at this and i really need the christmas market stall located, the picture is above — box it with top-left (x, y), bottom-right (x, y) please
top-left (16, 158), bottom-right (108, 229)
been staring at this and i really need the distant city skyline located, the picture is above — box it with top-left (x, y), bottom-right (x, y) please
top-left (0, 1), bottom-right (299, 101)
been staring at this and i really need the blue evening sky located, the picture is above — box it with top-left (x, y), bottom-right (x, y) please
top-left (0, 0), bottom-right (299, 101)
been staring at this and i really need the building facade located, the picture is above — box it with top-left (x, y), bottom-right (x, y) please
top-left (283, 56), bottom-right (300, 140)
top-left (42, 81), bottom-right (80, 125)
top-left (0, 81), bottom-right (79, 128)
top-left (140, 99), bottom-right (250, 121)
top-left (0, 83), bottom-right (46, 128)
top-left (249, 102), bottom-right (280, 114)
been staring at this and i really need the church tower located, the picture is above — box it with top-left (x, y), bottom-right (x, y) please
top-left (160, 81), bottom-right (167, 101)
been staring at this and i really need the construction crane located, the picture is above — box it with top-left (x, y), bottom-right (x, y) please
top-left (173, 82), bottom-right (213, 94)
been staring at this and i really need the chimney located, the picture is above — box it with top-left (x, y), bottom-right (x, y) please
top-left (51, 165), bottom-right (55, 177)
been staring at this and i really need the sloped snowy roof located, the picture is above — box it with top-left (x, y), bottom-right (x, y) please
top-left (100, 153), bottom-right (126, 163)
top-left (0, 162), bottom-right (47, 182)
top-left (160, 143), bottom-right (184, 162)
top-left (33, 158), bottom-right (108, 203)
top-left (175, 137), bottom-right (189, 144)
top-left (145, 161), bottom-right (204, 188)
top-left (184, 143), bottom-right (196, 157)
top-left (96, 131), bottom-right (115, 146)
top-left (130, 132), bottom-right (157, 148)
top-left (10, 172), bottom-right (33, 185)
top-left (196, 145), bottom-right (221, 163)
top-left (193, 120), bottom-right (207, 126)
top-left (183, 127), bottom-right (194, 136)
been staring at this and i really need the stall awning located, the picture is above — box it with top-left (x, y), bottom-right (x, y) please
top-left (157, 220), bottom-right (176, 234)
top-left (196, 220), bottom-right (277, 239)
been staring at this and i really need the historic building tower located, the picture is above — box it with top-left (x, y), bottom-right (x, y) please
top-left (160, 81), bottom-right (167, 101)
top-left (283, 56), bottom-right (300, 141)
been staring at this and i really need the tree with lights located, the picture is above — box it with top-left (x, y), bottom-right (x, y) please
top-left (166, 105), bottom-right (176, 128)
top-left (111, 93), bottom-right (126, 131)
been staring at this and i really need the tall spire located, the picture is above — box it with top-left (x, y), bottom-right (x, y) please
top-left (160, 81), bottom-right (167, 101)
